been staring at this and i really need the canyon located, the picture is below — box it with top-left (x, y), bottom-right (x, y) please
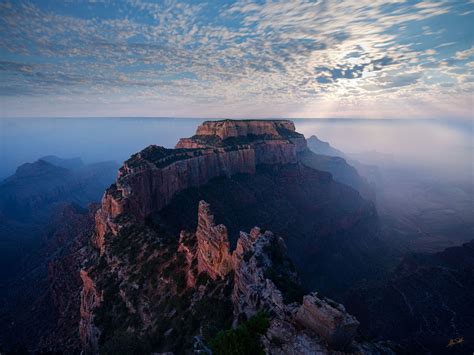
top-left (1, 119), bottom-right (471, 354)
top-left (81, 198), bottom-right (394, 354)
top-left (0, 156), bottom-right (117, 352)
top-left (77, 120), bottom-right (393, 354)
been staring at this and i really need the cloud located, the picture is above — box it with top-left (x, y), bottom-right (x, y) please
top-left (0, 0), bottom-right (473, 118)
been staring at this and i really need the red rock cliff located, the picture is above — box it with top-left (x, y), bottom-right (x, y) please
top-left (195, 201), bottom-right (233, 279)
top-left (176, 119), bottom-right (307, 164)
top-left (194, 119), bottom-right (296, 139)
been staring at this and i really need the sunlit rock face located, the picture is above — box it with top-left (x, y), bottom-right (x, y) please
top-left (194, 119), bottom-right (297, 139)
top-left (182, 201), bottom-right (365, 353)
top-left (195, 200), bottom-right (233, 280)
top-left (176, 119), bottom-right (308, 164)
top-left (93, 146), bottom-right (256, 251)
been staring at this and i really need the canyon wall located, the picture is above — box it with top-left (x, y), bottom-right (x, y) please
top-left (94, 120), bottom-right (309, 250)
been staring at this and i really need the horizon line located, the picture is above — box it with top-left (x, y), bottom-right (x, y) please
top-left (0, 116), bottom-right (469, 121)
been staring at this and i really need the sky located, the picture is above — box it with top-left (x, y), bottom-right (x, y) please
top-left (0, 0), bottom-right (473, 119)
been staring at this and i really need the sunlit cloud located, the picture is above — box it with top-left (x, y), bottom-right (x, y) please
top-left (0, 0), bottom-right (472, 118)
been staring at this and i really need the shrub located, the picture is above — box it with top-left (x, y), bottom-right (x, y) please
top-left (209, 312), bottom-right (269, 355)
top-left (264, 267), bottom-right (305, 304)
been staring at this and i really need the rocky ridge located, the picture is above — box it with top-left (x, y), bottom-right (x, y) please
top-left (184, 201), bottom-right (366, 352)
top-left (82, 199), bottom-right (392, 354)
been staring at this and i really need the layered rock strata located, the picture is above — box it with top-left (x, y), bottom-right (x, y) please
top-left (94, 120), bottom-right (309, 252)
top-left (295, 293), bottom-right (359, 349)
top-left (80, 120), bottom-right (390, 354)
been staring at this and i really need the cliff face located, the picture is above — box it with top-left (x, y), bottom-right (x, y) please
top-left (195, 201), bottom-right (233, 279)
top-left (176, 119), bottom-right (307, 165)
top-left (79, 269), bottom-right (102, 354)
top-left (89, 119), bottom-right (385, 300)
top-left (94, 146), bottom-right (256, 253)
top-left (94, 120), bottom-right (308, 250)
top-left (194, 119), bottom-right (297, 139)
top-left (191, 201), bottom-right (362, 351)
top-left (82, 199), bottom-right (388, 354)
top-left (80, 119), bottom-right (392, 353)
top-left (157, 162), bottom-right (383, 296)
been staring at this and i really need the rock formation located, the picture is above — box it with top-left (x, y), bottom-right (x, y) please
top-left (194, 119), bottom-right (297, 139)
top-left (195, 201), bottom-right (233, 279)
top-left (93, 120), bottom-right (310, 251)
top-left (82, 192), bottom-right (377, 353)
top-left (295, 293), bottom-right (359, 349)
top-left (79, 119), bottom-right (393, 354)
top-left (79, 269), bottom-right (102, 354)
top-left (178, 201), bottom-right (370, 352)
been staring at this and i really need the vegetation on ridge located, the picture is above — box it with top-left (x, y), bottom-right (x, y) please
top-left (209, 312), bottom-right (270, 355)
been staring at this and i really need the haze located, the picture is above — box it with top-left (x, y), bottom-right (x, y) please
top-left (0, 117), bottom-right (471, 183)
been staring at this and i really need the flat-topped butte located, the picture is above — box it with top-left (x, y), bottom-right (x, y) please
top-left (94, 120), bottom-right (309, 251)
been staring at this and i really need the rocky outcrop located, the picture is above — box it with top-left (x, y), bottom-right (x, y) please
top-left (79, 269), bottom-right (102, 354)
top-left (195, 201), bottom-right (233, 279)
top-left (94, 145), bottom-right (256, 247)
top-left (79, 119), bottom-right (392, 354)
top-left (181, 201), bottom-right (362, 352)
top-left (231, 227), bottom-right (288, 319)
top-left (79, 190), bottom-right (393, 353)
top-left (295, 293), bottom-right (359, 349)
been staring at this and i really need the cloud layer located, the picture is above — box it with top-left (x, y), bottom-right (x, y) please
top-left (0, 0), bottom-right (473, 118)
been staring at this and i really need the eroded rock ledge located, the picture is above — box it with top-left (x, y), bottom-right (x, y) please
top-left (179, 200), bottom-right (361, 352)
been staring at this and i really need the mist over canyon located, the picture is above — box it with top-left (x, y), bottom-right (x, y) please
top-left (1, 0), bottom-right (473, 353)
top-left (0, 118), bottom-right (472, 354)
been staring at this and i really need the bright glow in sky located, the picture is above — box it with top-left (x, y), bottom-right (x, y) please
top-left (0, 0), bottom-right (473, 118)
